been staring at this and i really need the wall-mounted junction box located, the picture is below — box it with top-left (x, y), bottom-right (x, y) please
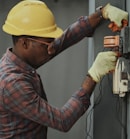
top-left (104, 27), bottom-right (130, 97)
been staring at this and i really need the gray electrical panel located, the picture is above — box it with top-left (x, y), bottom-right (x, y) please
top-left (93, 0), bottom-right (129, 139)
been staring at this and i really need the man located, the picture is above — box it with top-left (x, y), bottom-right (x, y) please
top-left (0, 0), bottom-right (128, 138)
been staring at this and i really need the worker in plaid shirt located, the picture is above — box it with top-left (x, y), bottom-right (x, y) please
top-left (0, 0), bottom-right (128, 138)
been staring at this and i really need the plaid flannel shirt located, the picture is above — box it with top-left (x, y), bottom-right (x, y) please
top-left (0, 16), bottom-right (94, 139)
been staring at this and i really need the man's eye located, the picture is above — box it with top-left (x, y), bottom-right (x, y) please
top-left (40, 44), bottom-right (48, 48)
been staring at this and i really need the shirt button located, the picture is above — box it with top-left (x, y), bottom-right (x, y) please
top-left (32, 70), bottom-right (35, 74)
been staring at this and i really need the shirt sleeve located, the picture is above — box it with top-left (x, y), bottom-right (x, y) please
top-left (2, 76), bottom-right (90, 132)
top-left (52, 16), bottom-right (95, 55)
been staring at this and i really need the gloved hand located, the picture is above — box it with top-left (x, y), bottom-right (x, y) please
top-left (88, 51), bottom-right (117, 83)
top-left (102, 3), bottom-right (128, 31)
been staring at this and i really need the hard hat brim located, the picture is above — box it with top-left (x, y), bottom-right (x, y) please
top-left (3, 23), bottom-right (63, 38)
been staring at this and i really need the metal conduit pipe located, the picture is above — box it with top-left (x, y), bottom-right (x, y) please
top-left (121, 96), bottom-right (127, 139)
top-left (121, 2), bottom-right (128, 139)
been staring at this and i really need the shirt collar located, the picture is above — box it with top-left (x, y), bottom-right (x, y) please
top-left (6, 48), bottom-right (36, 74)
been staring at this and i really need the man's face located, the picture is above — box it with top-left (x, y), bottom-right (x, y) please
top-left (23, 37), bottom-right (54, 69)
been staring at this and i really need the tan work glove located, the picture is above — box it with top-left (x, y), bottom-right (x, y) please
top-left (102, 3), bottom-right (128, 31)
top-left (88, 51), bottom-right (117, 83)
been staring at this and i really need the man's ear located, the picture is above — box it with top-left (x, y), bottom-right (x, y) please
top-left (47, 44), bottom-right (56, 55)
top-left (19, 37), bottom-right (29, 49)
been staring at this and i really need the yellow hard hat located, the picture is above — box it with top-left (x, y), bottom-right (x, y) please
top-left (2, 0), bottom-right (63, 38)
